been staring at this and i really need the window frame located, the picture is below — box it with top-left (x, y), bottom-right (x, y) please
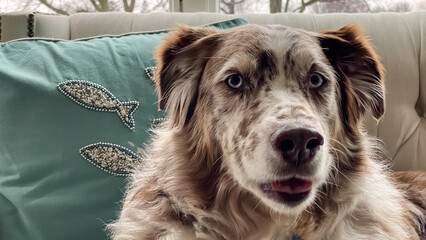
top-left (169, 0), bottom-right (219, 12)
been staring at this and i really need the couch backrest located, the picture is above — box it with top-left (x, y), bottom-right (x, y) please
top-left (2, 11), bottom-right (425, 171)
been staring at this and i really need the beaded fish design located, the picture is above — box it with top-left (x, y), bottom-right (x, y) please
top-left (80, 142), bottom-right (141, 176)
top-left (151, 117), bottom-right (167, 130)
top-left (145, 66), bottom-right (157, 82)
top-left (58, 80), bottom-right (139, 130)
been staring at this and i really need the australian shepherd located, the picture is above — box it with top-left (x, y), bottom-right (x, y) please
top-left (109, 24), bottom-right (426, 240)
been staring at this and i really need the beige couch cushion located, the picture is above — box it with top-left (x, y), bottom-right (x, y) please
top-left (1, 11), bottom-right (33, 42)
top-left (0, 12), bottom-right (69, 41)
top-left (69, 12), bottom-right (235, 39)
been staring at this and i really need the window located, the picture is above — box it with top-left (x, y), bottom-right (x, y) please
top-left (219, 0), bottom-right (421, 14)
top-left (0, 0), bottom-right (169, 14)
top-left (0, 0), bottom-right (422, 13)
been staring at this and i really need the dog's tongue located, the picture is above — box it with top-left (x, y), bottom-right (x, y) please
top-left (271, 178), bottom-right (312, 194)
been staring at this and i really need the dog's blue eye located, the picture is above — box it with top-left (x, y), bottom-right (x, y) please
top-left (226, 74), bottom-right (243, 89)
top-left (309, 73), bottom-right (324, 89)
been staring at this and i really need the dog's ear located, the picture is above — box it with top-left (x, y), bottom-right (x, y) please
top-left (319, 25), bottom-right (385, 130)
top-left (155, 25), bottom-right (220, 127)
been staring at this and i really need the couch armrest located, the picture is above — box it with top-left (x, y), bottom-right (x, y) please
top-left (0, 11), bottom-right (70, 42)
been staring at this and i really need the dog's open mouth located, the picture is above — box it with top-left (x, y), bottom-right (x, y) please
top-left (261, 178), bottom-right (312, 206)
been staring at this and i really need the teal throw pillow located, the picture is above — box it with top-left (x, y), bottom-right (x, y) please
top-left (0, 18), bottom-right (247, 240)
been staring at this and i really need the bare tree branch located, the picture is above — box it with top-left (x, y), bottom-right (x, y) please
top-left (362, 0), bottom-right (371, 12)
top-left (220, 6), bottom-right (229, 13)
top-left (130, 0), bottom-right (136, 11)
top-left (90, 0), bottom-right (101, 11)
top-left (39, 0), bottom-right (69, 15)
top-left (270, 0), bottom-right (282, 13)
top-left (89, 0), bottom-right (109, 11)
top-left (99, 0), bottom-right (110, 11)
top-left (296, 0), bottom-right (312, 13)
top-left (284, 0), bottom-right (291, 12)
top-left (220, 0), bottom-right (245, 14)
top-left (151, 0), bottom-right (167, 11)
top-left (221, 0), bottom-right (234, 14)
top-left (294, 0), bottom-right (335, 13)
top-left (123, 0), bottom-right (136, 12)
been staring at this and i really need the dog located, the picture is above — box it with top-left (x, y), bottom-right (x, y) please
top-left (109, 24), bottom-right (426, 240)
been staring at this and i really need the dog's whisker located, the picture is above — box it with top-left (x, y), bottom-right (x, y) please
top-left (315, 189), bottom-right (328, 197)
top-left (329, 147), bottom-right (346, 159)
top-left (213, 155), bottom-right (224, 165)
top-left (287, 212), bottom-right (302, 230)
top-left (329, 138), bottom-right (351, 153)
top-left (324, 181), bottom-right (341, 188)
top-left (312, 201), bottom-right (327, 215)
top-left (252, 199), bottom-right (262, 213)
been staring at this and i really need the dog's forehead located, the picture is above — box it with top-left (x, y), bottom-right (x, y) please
top-left (222, 24), bottom-right (318, 51)
top-left (212, 25), bottom-right (326, 83)
top-left (216, 24), bottom-right (324, 71)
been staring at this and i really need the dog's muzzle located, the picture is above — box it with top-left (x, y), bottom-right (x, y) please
top-left (272, 127), bottom-right (324, 167)
top-left (260, 127), bottom-right (324, 206)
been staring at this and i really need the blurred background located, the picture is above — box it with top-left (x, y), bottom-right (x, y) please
top-left (0, 0), bottom-right (425, 14)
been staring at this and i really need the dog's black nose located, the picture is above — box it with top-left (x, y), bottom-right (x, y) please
top-left (273, 128), bottom-right (324, 167)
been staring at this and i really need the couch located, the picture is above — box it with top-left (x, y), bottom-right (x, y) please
top-left (0, 10), bottom-right (425, 240)
top-left (2, 11), bottom-right (425, 171)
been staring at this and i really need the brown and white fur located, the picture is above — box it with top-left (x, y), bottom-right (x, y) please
top-left (109, 24), bottom-right (426, 240)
